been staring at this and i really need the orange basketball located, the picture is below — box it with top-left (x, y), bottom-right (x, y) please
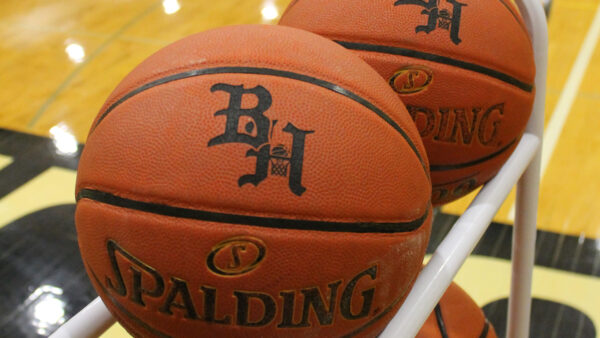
top-left (280, 0), bottom-right (535, 205)
top-left (417, 282), bottom-right (497, 338)
top-left (75, 25), bottom-right (432, 337)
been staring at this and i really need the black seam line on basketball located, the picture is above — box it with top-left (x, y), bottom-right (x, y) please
top-left (334, 40), bottom-right (534, 93)
top-left (77, 188), bottom-right (429, 234)
top-left (430, 138), bottom-right (517, 171)
top-left (434, 304), bottom-right (450, 338)
top-left (479, 319), bottom-right (491, 338)
top-left (90, 66), bottom-right (428, 177)
top-left (87, 262), bottom-right (171, 338)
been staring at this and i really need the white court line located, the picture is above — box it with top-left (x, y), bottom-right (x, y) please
top-left (508, 1), bottom-right (600, 221)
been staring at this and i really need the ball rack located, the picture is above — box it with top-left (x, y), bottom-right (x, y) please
top-left (382, 0), bottom-right (547, 336)
top-left (50, 0), bottom-right (547, 336)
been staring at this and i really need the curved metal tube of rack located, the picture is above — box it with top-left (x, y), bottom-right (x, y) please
top-left (381, 0), bottom-right (548, 336)
top-left (50, 0), bottom-right (548, 336)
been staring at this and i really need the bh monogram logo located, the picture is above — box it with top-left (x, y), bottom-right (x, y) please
top-left (208, 84), bottom-right (314, 196)
top-left (394, 0), bottom-right (467, 45)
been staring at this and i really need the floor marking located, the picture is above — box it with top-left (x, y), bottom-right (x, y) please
top-left (508, 1), bottom-right (600, 221)
top-left (0, 167), bottom-right (76, 229)
top-left (0, 155), bottom-right (12, 171)
top-left (26, 2), bottom-right (160, 129)
top-left (454, 256), bottom-right (600, 333)
top-left (12, 22), bottom-right (171, 46)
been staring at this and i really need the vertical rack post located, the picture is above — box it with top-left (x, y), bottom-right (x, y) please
top-left (380, 0), bottom-right (547, 337)
top-left (508, 0), bottom-right (548, 337)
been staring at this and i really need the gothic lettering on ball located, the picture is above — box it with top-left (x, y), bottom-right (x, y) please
top-left (407, 103), bottom-right (505, 146)
top-left (389, 66), bottom-right (433, 94)
top-left (206, 236), bottom-right (266, 276)
top-left (394, 0), bottom-right (467, 45)
top-left (208, 83), bottom-right (314, 196)
top-left (103, 240), bottom-right (379, 328)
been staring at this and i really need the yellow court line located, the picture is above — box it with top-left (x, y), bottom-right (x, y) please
top-left (507, 0), bottom-right (600, 220)
top-left (101, 322), bottom-right (129, 338)
top-left (0, 167), bottom-right (76, 229)
top-left (453, 256), bottom-right (600, 333)
top-left (0, 154), bottom-right (12, 171)
top-left (442, 0), bottom-right (600, 229)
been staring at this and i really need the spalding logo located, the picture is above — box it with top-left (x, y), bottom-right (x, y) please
top-left (389, 66), bottom-right (433, 94)
top-left (207, 236), bottom-right (266, 276)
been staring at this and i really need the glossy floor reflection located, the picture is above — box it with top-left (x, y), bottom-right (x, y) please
top-left (0, 0), bottom-right (599, 337)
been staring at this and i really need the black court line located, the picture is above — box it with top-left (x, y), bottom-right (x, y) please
top-left (427, 213), bottom-right (600, 278)
top-left (90, 66), bottom-right (428, 177)
top-left (77, 188), bottom-right (430, 234)
top-left (0, 128), bottom-right (82, 199)
top-left (335, 41), bottom-right (534, 93)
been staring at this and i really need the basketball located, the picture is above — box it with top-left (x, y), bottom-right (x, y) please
top-left (75, 25), bottom-right (432, 337)
top-left (416, 282), bottom-right (497, 338)
top-left (279, 0), bottom-right (536, 205)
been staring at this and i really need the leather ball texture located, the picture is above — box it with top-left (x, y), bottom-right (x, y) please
top-left (416, 282), bottom-right (498, 338)
top-left (280, 0), bottom-right (536, 205)
top-left (75, 25), bottom-right (432, 337)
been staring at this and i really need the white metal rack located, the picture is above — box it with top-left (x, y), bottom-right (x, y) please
top-left (50, 0), bottom-right (547, 336)
top-left (382, 0), bottom-right (547, 336)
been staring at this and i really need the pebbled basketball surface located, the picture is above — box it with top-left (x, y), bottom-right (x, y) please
top-left (416, 282), bottom-right (497, 338)
top-left (280, 0), bottom-right (536, 205)
top-left (75, 25), bottom-right (432, 337)
top-left (2, 0), bottom-right (600, 337)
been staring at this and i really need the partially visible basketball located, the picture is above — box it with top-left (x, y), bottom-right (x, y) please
top-left (417, 282), bottom-right (498, 338)
top-left (280, 0), bottom-right (535, 205)
top-left (75, 25), bottom-right (432, 337)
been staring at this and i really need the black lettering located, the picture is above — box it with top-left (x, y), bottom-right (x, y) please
top-left (209, 84), bottom-right (313, 196)
top-left (159, 277), bottom-right (199, 319)
top-left (129, 266), bottom-right (144, 305)
top-left (282, 122), bottom-right (313, 196)
top-left (227, 245), bottom-right (246, 269)
top-left (278, 291), bottom-right (309, 328)
top-left (234, 291), bottom-right (276, 327)
top-left (453, 178), bottom-right (478, 197)
top-left (434, 108), bottom-right (454, 142)
top-left (239, 144), bottom-right (270, 187)
top-left (208, 84), bottom-right (271, 148)
top-left (446, 0), bottom-right (467, 44)
top-left (201, 286), bottom-right (231, 324)
top-left (407, 105), bottom-right (436, 137)
top-left (394, 0), bottom-right (466, 45)
top-left (432, 186), bottom-right (449, 203)
top-left (340, 266), bottom-right (377, 320)
top-left (451, 107), bottom-right (481, 145)
top-left (479, 103), bottom-right (504, 146)
top-left (299, 281), bottom-right (341, 326)
top-left (106, 240), bottom-right (164, 304)
top-left (158, 277), bottom-right (200, 319)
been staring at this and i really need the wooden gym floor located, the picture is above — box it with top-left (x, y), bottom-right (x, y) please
top-left (0, 0), bottom-right (598, 337)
